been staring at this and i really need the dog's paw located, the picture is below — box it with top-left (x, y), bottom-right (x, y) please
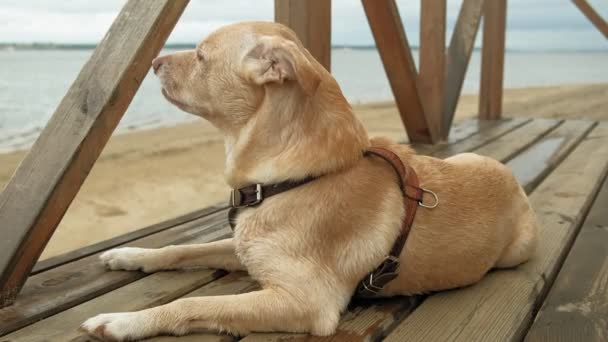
top-left (81, 312), bottom-right (150, 341)
top-left (100, 247), bottom-right (163, 272)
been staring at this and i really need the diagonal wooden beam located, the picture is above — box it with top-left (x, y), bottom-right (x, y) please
top-left (442, 0), bottom-right (485, 137)
top-left (572, 0), bottom-right (608, 39)
top-left (479, 0), bottom-right (507, 120)
top-left (419, 0), bottom-right (447, 141)
top-left (275, 0), bottom-right (332, 71)
top-left (0, 0), bottom-right (189, 307)
top-left (362, 0), bottom-right (438, 144)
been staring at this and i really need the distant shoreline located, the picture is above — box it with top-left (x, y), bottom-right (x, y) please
top-left (1, 42), bottom-right (607, 53)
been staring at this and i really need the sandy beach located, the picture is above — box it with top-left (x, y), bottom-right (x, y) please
top-left (1, 83), bottom-right (607, 260)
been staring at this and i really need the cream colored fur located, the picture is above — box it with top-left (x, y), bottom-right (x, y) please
top-left (81, 22), bottom-right (538, 341)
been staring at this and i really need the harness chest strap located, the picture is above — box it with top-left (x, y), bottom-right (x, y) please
top-left (356, 147), bottom-right (433, 297)
top-left (227, 147), bottom-right (438, 297)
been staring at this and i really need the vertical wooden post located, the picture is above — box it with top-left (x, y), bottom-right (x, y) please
top-left (479, 0), bottom-right (507, 120)
top-left (0, 0), bottom-right (189, 308)
top-left (442, 0), bottom-right (485, 136)
top-left (362, 0), bottom-right (437, 144)
top-left (275, 0), bottom-right (332, 71)
top-left (419, 0), bottom-right (447, 140)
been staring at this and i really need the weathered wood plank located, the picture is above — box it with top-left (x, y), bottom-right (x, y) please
top-left (442, 0), bottom-right (485, 136)
top-left (275, 0), bottom-right (332, 71)
top-left (572, 0), bottom-right (608, 39)
top-left (508, 120), bottom-right (596, 193)
top-left (413, 118), bottom-right (489, 155)
top-left (473, 118), bottom-right (561, 162)
top-left (362, 0), bottom-right (437, 143)
top-left (419, 0), bottom-right (446, 140)
top-left (0, 0), bottom-right (190, 307)
top-left (478, 0), bottom-right (507, 120)
top-left (3, 270), bottom-right (229, 341)
top-left (525, 176), bottom-right (608, 342)
top-left (32, 202), bottom-right (228, 275)
top-left (0, 211), bottom-right (230, 336)
top-left (384, 122), bottom-right (608, 342)
top-left (432, 117), bottom-right (531, 159)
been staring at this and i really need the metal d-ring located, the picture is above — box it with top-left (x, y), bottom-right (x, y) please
top-left (419, 188), bottom-right (439, 209)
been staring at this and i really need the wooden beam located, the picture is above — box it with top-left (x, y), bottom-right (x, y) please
top-left (419, 0), bottom-right (447, 140)
top-left (275, 0), bottom-right (332, 71)
top-left (572, 0), bottom-right (608, 39)
top-left (479, 0), bottom-right (507, 120)
top-left (362, 0), bottom-right (437, 144)
top-left (0, 0), bottom-right (189, 308)
top-left (442, 0), bottom-right (485, 137)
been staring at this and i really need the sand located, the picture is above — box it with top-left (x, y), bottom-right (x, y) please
top-left (1, 83), bottom-right (607, 260)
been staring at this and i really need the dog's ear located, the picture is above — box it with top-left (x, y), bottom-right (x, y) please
top-left (243, 36), bottom-right (321, 96)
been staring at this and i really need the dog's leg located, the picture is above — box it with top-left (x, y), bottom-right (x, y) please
top-left (100, 238), bottom-right (244, 272)
top-left (82, 288), bottom-right (342, 341)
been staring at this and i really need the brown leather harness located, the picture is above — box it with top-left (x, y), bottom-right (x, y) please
top-left (227, 147), bottom-right (438, 297)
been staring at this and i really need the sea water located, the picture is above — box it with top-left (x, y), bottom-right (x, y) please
top-left (0, 48), bottom-right (607, 152)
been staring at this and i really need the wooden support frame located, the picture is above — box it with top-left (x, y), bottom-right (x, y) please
top-left (419, 0), bottom-right (447, 141)
top-left (0, 0), bottom-right (189, 307)
top-left (275, 0), bottom-right (332, 71)
top-left (572, 0), bottom-right (608, 39)
top-left (479, 0), bottom-right (507, 120)
top-left (362, 0), bottom-right (438, 144)
top-left (442, 0), bottom-right (485, 137)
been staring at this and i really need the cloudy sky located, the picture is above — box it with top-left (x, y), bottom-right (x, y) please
top-left (0, 0), bottom-right (606, 50)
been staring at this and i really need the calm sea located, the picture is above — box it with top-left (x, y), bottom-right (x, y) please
top-left (0, 48), bottom-right (607, 152)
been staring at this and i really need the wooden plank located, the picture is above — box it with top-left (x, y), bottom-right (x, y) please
top-left (0, 210), bottom-right (230, 336)
top-left (478, 0), bottom-right (507, 120)
top-left (362, 0), bottom-right (437, 144)
top-left (0, 0), bottom-right (190, 307)
top-left (525, 176), bottom-right (608, 342)
top-left (238, 119), bottom-right (566, 342)
top-left (2, 270), bottom-right (229, 341)
top-left (473, 118), bottom-right (562, 162)
top-left (413, 118), bottom-right (488, 155)
top-left (419, 0), bottom-right (446, 140)
top-left (432, 117), bottom-right (531, 159)
top-left (442, 0), bottom-right (485, 137)
top-left (32, 202), bottom-right (228, 275)
top-left (572, 0), bottom-right (608, 39)
top-left (508, 120), bottom-right (596, 193)
top-left (275, 0), bottom-right (332, 71)
top-left (384, 122), bottom-right (608, 342)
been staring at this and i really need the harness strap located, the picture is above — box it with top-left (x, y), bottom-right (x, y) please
top-left (228, 176), bottom-right (317, 229)
top-left (356, 147), bottom-right (426, 297)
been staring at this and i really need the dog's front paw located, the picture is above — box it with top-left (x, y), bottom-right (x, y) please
top-left (100, 247), bottom-right (164, 272)
top-left (81, 312), bottom-right (152, 341)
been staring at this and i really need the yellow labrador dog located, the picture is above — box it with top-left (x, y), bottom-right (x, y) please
top-left (82, 22), bottom-right (538, 341)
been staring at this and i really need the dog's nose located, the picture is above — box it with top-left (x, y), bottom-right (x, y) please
top-left (152, 56), bottom-right (166, 74)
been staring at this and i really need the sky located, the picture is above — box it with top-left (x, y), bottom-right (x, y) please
top-left (0, 0), bottom-right (606, 51)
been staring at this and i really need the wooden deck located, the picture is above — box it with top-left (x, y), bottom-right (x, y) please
top-left (1, 117), bottom-right (607, 341)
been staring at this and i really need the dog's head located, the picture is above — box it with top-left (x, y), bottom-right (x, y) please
top-left (152, 21), bottom-right (322, 130)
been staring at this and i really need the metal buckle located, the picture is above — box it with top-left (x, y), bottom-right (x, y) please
top-left (231, 184), bottom-right (263, 208)
top-left (360, 255), bottom-right (400, 295)
top-left (419, 188), bottom-right (439, 209)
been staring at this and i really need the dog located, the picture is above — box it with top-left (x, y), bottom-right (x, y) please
top-left (82, 21), bottom-right (538, 341)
